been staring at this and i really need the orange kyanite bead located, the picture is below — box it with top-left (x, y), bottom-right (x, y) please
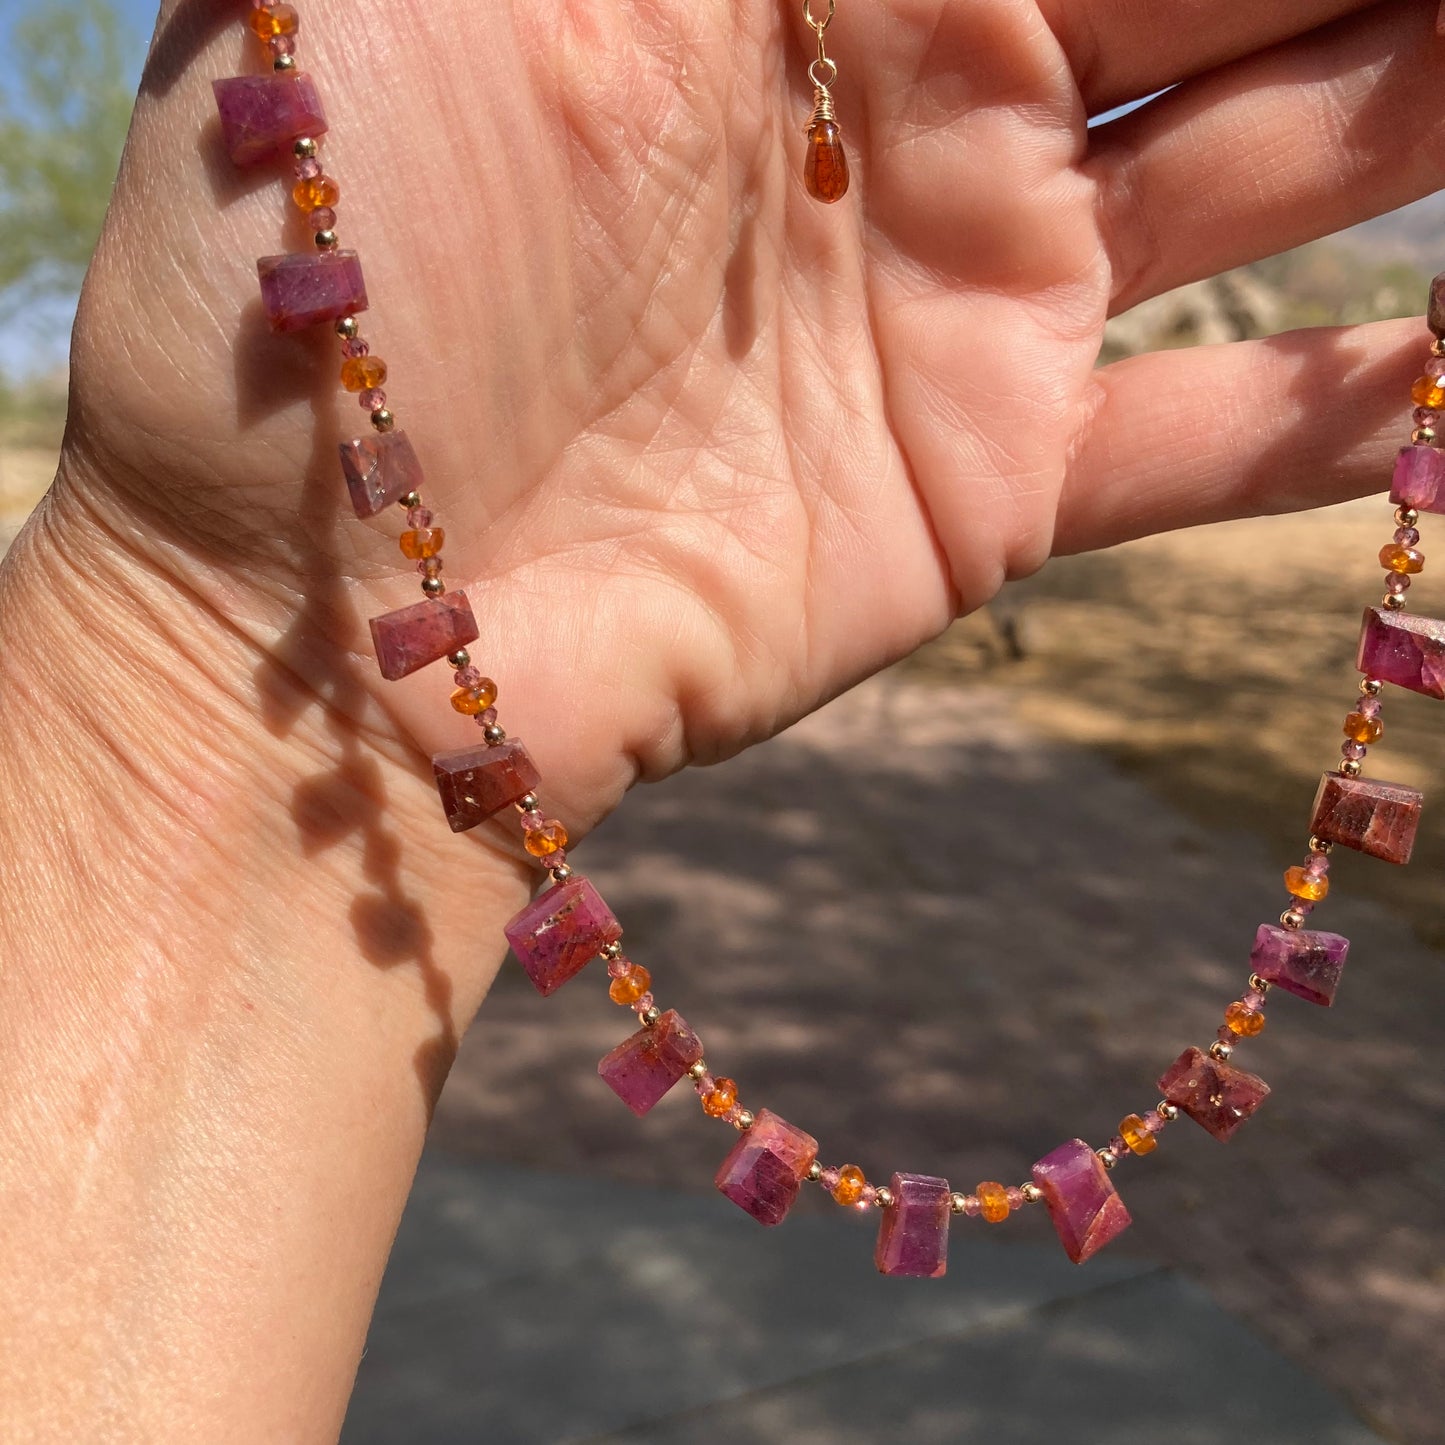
top-left (804, 120), bottom-right (850, 203)
top-left (702, 1077), bottom-right (738, 1117)
top-left (608, 964), bottom-right (652, 1005)
top-left (1119, 1114), bottom-right (1158, 1156)
top-left (976, 1181), bottom-right (1011, 1224)
top-left (450, 680), bottom-right (499, 716)
top-left (400, 526), bottom-right (445, 561)
top-left (524, 819), bottom-right (569, 858)
top-left (293, 175), bottom-right (340, 212)
top-left (832, 1165), bottom-right (866, 1206)
top-left (249, 3), bottom-right (299, 39)
top-left (341, 355), bottom-right (387, 393)
top-left (1412, 376), bottom-right (1445, 409)
top-left (1284, 865), bottom-right (1329, 902)
top-left (1343, 711), bottom-right (1384, 744)
top-left (1379, 543), bottom-right (1425, 575)
top-left (1224, 1001), bottom-right (1267, 1037)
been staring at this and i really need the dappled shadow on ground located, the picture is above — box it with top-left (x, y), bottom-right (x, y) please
top-left (435, 676), bottom-right (1443, 1445)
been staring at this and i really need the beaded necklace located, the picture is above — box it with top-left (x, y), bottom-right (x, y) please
top-left (214, 2), bottom-right (1445, 1278)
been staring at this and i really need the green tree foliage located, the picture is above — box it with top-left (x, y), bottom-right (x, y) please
top-left (0, 0), bottom-right (136, 315)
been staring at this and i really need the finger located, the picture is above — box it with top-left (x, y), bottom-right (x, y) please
top-left (1037, 0), bottom-right (1370, 115)
top-left (1089, 2), bottom-right (1445, 315)
top-left (1055, 318), bottom-right (1424, 556)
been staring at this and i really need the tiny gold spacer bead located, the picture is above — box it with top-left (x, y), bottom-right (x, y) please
top-left (1338, 759), bottom-right (1363, 779)
top-left (1280, 908), bottom-right (1307, 928)
top-left (688, 1060), bottom-right (709, 1081)
top-left (1432, 339), bottom-right (1445, 357)
top-left (315, 229), bottom-right (338, 249)
top-left (735, 1109), bottom-right (755, 1131)
top-left (1413, 428), bottom-right (1437, 446)
top-left (640, 1006), bottom-right (661, 1027)
top-left (950, 1192), bottom-right (969, 1215)
top-left (1360, 678), bottom-right (1383, 697)
top-left (599, 940), bottom-right (623, 961)
top-left (1097, 1148), bottom-right (1118, 1169)
top-left (1307, 837), bottom-right (1332, 855)
top-left (1157, 1102), bottom-right (1179, 1121)
top-left (336, 316), bottom-right (360, 340)
top-left (1396, 506), bottom-right (1420, 528)
top-left (807, 1160), bottom-right (823, 1182)
top-left (447, 649), bottom-right (471, 670)
top-left (550, 864), bottom-right (572, 883)
top-left (874, 1186), bottom-right (894, 1209)
top-left (273, 53), bottom-right (296, 71)
top-left (483, 724), bottom-right (506, 744)
top-left (1020, 1183), bottom-right (1044, 1204)
top-left (517, 795), bottom-right (541, 815)
top-left (1208, 1040), bottom-right (1234, 1062)
top-left (1248, 973), bottom-right (1271, 994)
top-left (399, 490), bottom-right (421, 510)
top-left (371, 408), bottom-right (396, 433)
top-left (421, 576), bottom-right (445, 597)
top-left (1383, 593), bottom-right (1406, 611)
top-left (294, 136), bottom-right (319, 159)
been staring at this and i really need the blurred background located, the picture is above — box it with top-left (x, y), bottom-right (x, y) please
top-left (3, 4), bottom-right (1442, 1443)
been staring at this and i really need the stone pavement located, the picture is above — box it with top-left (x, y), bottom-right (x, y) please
top-left (342, 1151), bottom-right (1385, 1445)
top-left (364, 677), bottom-right (1439, 1443)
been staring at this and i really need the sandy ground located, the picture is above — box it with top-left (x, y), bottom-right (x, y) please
top-left (3, 454), bottom-right (1441, 1441)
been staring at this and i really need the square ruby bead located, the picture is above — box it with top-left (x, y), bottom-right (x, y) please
top-left (432, 740), bottom-right (540, 834)
top-left (715, 1110), bottom-right (818, 1227)
top-left (598, 1010), bottom-right (704, 1117)
top-left (1358, 607), bottom-right (1445, 700)
top-left (1031, 1139), bottom-right (1131, 1264)
top-left (213, 72), bottom-right (328, 167)
top-left (1249, 923), bottom-right (1349, 1007)
top-left (1309, 772), bottom-right (1422, 865)
top-left (1158, 1047), bottom-right (1270, 1143)
top-left (258, 251), bottom-right (369, 333)
top-left (340, 431), bottom-right (425, 519)
top-left (874, 1173), bottom-right (951, 1278)
top-left (504, 877), bottom-right (621, 997)
top-left (1390, 445), bottom-right (1445, 515)
top-left (1430, 272), bottom-right (1445, 336)
top-left (369, 592), bottom-right (478, 681)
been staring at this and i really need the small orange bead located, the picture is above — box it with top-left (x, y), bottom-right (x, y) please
top-left (1225, 1002), bottom-right (1267, 1037)
top-left (1284, 865), bottom-right (1329, 902)
top-left (608, 964), bottom-right (652, 1006)
top-left (804, 120), bottom-right (849, 203)
top-left (293, 175), bottom-right (340, 211)
top-left (702, 1077), bottom-right (738, 1117)
top-left (451, 682), bottom-right (501, 716)
top-left (341, 355), bottom-right (387, 393)
top-left (249, 4), bottom-right (299, 39)
top-left (1119, 1114), bottom-right (1158, 1156)
top-left (976, 1181), bottom-right (1011, 1224)
top-left (1343, 711), bottom-right (1384, 745)
top-left (1413, 376), bottom-right (1445, 408)
top-left (523, 820), bottom-right (568, 858)
top-left (1379, 543), bottom-right (1425, 575)
top-left (832, 1165), bottom-right (866, 1206)
top-left (399, 526), bottom-right (445, 561)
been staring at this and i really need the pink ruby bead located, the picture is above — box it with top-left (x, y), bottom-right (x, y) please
top-left (419, 558), bottom-right (444, 579)
top-left (1304, 853), bottom-right (1329, 877)
top-left (1358, 696), bottom-right (1382, 718)
top-left (370, 591), bottom-right (478, 680)
top-left (1005, 1187), bottom-right (1026, 1209)
top-left (504, 875), bottom-right (622, 996)
top-left (545, 850), bottom-right (568, 871)
top-left (258, 250), bottom-right (367, 332)
top-left (875, 1173), bottom-right (951, 1279)
top-left (360, 387), bottom-right (387, 411)
top-left (1107, 1137), bottom-right (1129, 1159)
top-left (269, 33), bottom-right (296, 56)
top-left (1158, 1047), bottom-right (1271, 1142)
top-left (1415, 408), bottom-right (1439, 428)
top-left (607, 956), bottom-right (632, 978)
top-left (1341, 740), bottom-right (1367, 761)
top-left (340, 430), bottom-right (423, 519)
top-left (309, 206), bottom-right (337, 231)
top-left (819, 1167), bottom-right (841, 1191)
top-left (962, 1196), bottom-right (982, 1217)
top-left (407, 506), bottom-right (433, 528)
top-left (341, 337), bottom-right (369, 359)
top-left (213, 72), bottom-right (328, 166)
top-left (597, 1010), bottom-right (704, 1118)
top-left (1032, 1139), bottom-right (1132, 1264)
top-left (693, 1071), bottom-right (714, 1095)
top-left (1242, 988), bottom-right (1267, 1011)
top-left (715, 1110), bottom-right (819, 1227)
top-left (432, 739), bottom-right (540, 833)
top-left (1395, 527), bottom-right (1421, 548)
top-left (1390, 446), bottom-right (1445, 514)
top-left (1289, 895), bottom-right (1317, 916)
top-left (1426, 357), bottom-right (1445, 380)
top-left (633, 992), bottom-right (655, 1014)
top-left (295, 156), bottom-right (322, 180)
top-left (454, 666), bottom-right (483, 689)
top-left (520, 811), bottom-right (546, 833)
top-left (478, 707), bottom-right (499, 727)
top-left (859, 1185), bottom-right (878, 1207)
top-left (1385, 575), bottom-right (1410, 596)
top-left (1141, 1113), bottom-right (1167, 1135)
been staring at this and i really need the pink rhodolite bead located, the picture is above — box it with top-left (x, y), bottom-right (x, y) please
top-left (257, 251), bottom-right (368, 333)
top-left (1429, 271), bottom-right (1445, 336)
top-left (1391, 445), bottom-right (1445, 515)
top-left (715, 1110), bottom-right (818, 1226)
top-left (504, 876), bottom-right (621, 997)
top-left (1309, 773), bottom-right (1423, 865)
top-left (432, 740), bottom-right (540, 834)
top-left (369, 591), bottom-right (478, 681)
top-left (213, 72), bottom-right (328, 167)
top-left (597, 1010), bottom-right (704, 1117)
top-left (1249, 923), bottom-right (1349, 1007)
top-left (874, 1173), bottom-right (951, 1279)
top-left (1031, 1139), bottom-right (1131, 1265)
top-left (1157, 1047), bottom-right (1270, 1143)
top-left (1357, 607), bottom-right (1445, 700)
top-left (338, 431), bottom-right (425, 519)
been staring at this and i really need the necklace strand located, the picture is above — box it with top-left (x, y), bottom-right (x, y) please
top-left (218, 1), bottom-right (1444, 1276)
